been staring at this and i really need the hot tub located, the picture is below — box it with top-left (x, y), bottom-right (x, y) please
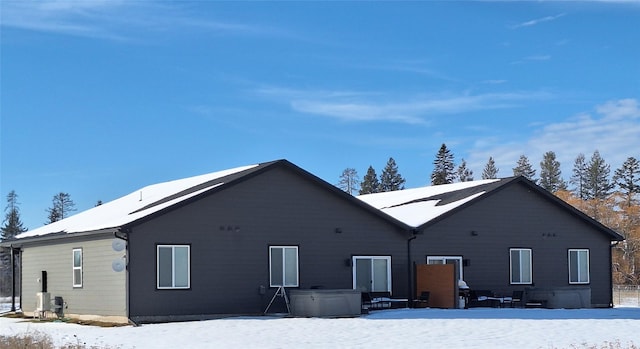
top-left (289, 289), bottom-right (362, 317)
top-left (525, 287), bottom-right (591, 308)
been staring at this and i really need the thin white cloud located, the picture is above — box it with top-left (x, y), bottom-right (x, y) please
top-left (511, 13), bottom-right (566, 29)
top-left (482, 80), bottom-right (508, 85)
top-left (589, 0), bottom-right (640, 3)
top-left (466, 98), bottom-right (640, 180)
top-left (256, 86), bottom-right (553, 125)
top-left (361, 60), bottom-right (461, 83)
top-left (1, 0), bottom-right (132, 40)
top-left (1, 1), bottom-right (285, 41)
top-left (511, 55), bottom-right (552, 65)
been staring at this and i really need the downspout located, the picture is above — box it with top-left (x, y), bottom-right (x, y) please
top-left (114, 230), bottom-right (133, 324)
top-left (10, 245), bottom-right (16, 312)
top-left (610, 240), bottom-right (620, 308)
top-left (114, 230), bottom-right (128, 242)
top-left (407, 229), bottom-right (419, 308)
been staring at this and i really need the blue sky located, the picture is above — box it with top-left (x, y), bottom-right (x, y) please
top-left (1, 1), bottom-right (639, 230)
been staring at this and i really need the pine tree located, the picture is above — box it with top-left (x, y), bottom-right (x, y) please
top-left (584, 150), bottom-right (614, 200)
top-left (1, 190), bottom-right (28, 240)
top-left (1, 190), bottom-right (27, 299)
top-left (457, 159), bottom-right (474, 182)
top-left (481, 157), bottom-right (499, 179)
top-left (431, 144), bottom-right (456, 185)
top-left (570, 153), bottom-right (588, 199)
top-left (380, 157), bottom-right (406, 192)
top-left (539, 151), bottom-right (566, 192)
top-left (512, 154), bottom-right (536, 182)
top-left (613, 157), bottom-right (640, 208)
top-left (359, 166), bottom-right (381, 195)
top-left (337, 168), bottom-right (360, 195)
top-left (46, 192), bottom-right (76, 224)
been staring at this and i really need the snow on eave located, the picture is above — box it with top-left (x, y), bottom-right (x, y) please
top-left (14, 164), bottom-right (258, 239)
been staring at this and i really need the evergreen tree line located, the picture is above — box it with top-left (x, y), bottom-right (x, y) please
top-left (337, 157), bottom-right (407, 195)
top-left (337, 145), bottom-right (639, 284)
top-left (337, 143), bottom-right (634, 201)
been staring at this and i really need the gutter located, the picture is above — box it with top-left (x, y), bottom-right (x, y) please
top-left (1, 228), bottom-right (119, 248)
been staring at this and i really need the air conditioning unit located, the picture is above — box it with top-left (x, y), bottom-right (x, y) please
top-left (36, 292), bottom-right (51, 312)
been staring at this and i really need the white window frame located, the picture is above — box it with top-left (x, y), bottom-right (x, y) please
top-left (352, 256), bottom-right (392, 292)
top-left (568, 249), bottom-right (590, 284)
top-left (157, 245), bottom-right (191, 289)
top-left (510, 248), bottom-right (532, 285)
top-left (72, 248), bottom-right (83, 288)
top-left (427, 256), bottom-right (464, 281)
top-left (269, 246), bottom-right (299, 287)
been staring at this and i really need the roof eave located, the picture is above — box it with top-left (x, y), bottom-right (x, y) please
top-left (1, 227), bottom-right (120, 248)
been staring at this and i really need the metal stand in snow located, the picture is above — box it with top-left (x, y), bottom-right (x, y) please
top-left (264, 286), bottom-right (290, 315)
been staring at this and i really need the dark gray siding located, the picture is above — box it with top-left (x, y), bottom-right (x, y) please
top-left (128, 166), bottom-right (408, 319)
top-left (412, 182), bottom-right (613, 306)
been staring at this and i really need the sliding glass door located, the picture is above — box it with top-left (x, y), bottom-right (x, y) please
top-left (352, 256), bottom-right (391, 292)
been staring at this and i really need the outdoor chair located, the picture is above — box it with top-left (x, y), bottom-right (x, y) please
top-left (413, 291), bottom-right (430, 308)
top-left (503, 290), bottom-right (524, 308)
top-left (369, 291), bottom-right (392, 309)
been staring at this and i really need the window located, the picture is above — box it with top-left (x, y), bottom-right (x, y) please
top-left (157, 245), bottom-right (190, 289)
top-left (352, 256), bottom-right (391, 292)
top-left (427, 256), bottom-right (464, 281)
top-left (510, 248), bottom-right (532, 284)
top-left (269, 246), bottom-right (299, 287)
top-left (569, 249), bottom-right (590, 284)
top-left (72, 248), bottom-right (82, 288)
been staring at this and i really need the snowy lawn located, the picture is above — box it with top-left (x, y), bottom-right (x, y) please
top-left (1, 307), bottom-right (639, 349)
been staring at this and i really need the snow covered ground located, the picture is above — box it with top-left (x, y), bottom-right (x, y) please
top-left (1, 307), bottom-right (639, 349)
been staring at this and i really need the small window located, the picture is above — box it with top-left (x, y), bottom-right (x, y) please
top-left (569, 249), bottom-right (590, 284)
top-left (73, 248), bottom-right (83, 287)
top-left (510, 248), bottom-right (532, 284)
top-left (269, 246), bottom-right (299, 287)
top-left (157, 245), bottom-right (190, 289)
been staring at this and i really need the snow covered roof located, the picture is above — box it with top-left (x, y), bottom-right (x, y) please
top-left (358, 178), bottom-right (624, 241)
top-left (357, 179), bottom-right (503, 228)
top-left (10, 162), bottom-right (623, 243)
top-left (14, 164), bottom-right (260, 239)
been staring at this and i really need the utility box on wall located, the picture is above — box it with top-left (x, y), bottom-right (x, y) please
top-left (36, 292), bottom-right (51, 312)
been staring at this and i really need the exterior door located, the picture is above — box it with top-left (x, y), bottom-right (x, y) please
top-left (353, 256), bottom-right (391, 292)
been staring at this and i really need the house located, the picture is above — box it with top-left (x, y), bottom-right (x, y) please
top-left (358, 176), bottom-right (624, 308)
top-left (2, 161), bottom-right (623, 323)
top-left (2, 160), bottom-right (412, 323)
